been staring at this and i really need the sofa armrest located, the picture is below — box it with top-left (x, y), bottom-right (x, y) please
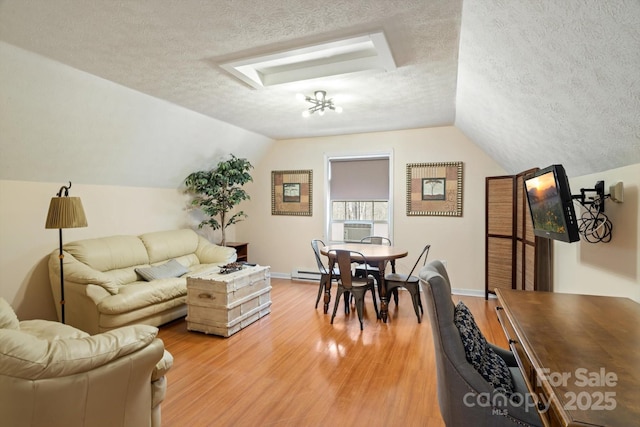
top-left (152, 349), bottom-right (174, 381)
top-left (49, 250), bottom-right (119, 294)
top-left (195, 235), bottom-right (237, 264)
top-left (17, 319), bottom-right (89, 340)
top-left (0, 323), bottom-right (158, 379)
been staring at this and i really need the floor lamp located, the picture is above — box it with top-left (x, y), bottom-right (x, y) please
top-left (45, 181), bottom-right (87, 324)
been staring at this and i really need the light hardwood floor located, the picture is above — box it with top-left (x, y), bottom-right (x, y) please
top-left (158, 278), bottom-right (507, 427)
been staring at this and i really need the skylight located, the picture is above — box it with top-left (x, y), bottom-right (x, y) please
top-left (220, 31), bottom-right (396, 89)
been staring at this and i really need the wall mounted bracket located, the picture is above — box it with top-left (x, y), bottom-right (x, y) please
top-left (572, 180), bottom-right (606, 213)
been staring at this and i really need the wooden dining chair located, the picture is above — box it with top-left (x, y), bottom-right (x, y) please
top-left (355, 236), bottom-right (398, 305)
top-left (329, 249), bottom-right (379, 330)
top-left (384, 244), bottom-right (431, 322)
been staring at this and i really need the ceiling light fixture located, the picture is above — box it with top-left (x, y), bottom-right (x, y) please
top-left (298, 91), bottom-right (343, 117)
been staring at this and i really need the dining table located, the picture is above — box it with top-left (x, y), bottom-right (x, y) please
top-left (320, 242), bottom-right (408, 323)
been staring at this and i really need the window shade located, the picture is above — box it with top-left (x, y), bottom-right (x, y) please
top-left (330, 158), bottom-right (389, 200)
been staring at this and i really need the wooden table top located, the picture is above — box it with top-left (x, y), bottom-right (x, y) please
top-left (496, 289), bottom-right (640, 427)
top-left (320, 243), bottom-right (408, 262)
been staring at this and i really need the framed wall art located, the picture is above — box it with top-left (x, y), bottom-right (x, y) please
top-left (406, 162), bottom-right (463, 216)
top-left (271, 170), bottom-right (313, 216)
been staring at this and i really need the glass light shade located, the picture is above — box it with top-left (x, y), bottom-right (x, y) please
top-left (45, 197), bottom-right (88, 229)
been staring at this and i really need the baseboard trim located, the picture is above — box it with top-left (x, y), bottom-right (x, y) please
top-left (276, 272), bottom-right (490, 297)
top-left (452, 288), bottom-right (494, 298)
top-left (271, 271), bottom-right (294, 280)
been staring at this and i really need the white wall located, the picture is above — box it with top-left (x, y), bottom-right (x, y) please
top-left (0, 42), bottom-right (274, 319)
top-left (1, 126), bottom-right (506, 321)
top-left (0, 180), bottom-right (195, 319)
top-left (554, 163), bottom-right (640, 302)
top-left (2, 40), bottom-right (637, 322)
top-left (237, 127), bottom-right (508, 295)
top-left (0, 41), bottom-right (273, 188)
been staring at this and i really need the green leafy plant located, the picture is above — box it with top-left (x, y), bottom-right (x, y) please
top-left (184, 154), bottom-right (253, 246)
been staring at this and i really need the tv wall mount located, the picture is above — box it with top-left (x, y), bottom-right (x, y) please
top-left (572, 181), bottom-right (606, 213)
top-left (571, 180), bottom-right (624, 243)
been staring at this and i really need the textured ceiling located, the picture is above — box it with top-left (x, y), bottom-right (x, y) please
top-left (0, 0), bottom-right (638, 177)
top-left (456, 0), bottom-right (640, 176)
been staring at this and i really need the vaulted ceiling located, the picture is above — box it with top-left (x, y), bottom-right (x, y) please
top-left (1, 0), bottom-right (638, 176)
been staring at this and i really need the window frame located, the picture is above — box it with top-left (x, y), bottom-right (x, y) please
top-left (324, 151), bottom-right (394, 243)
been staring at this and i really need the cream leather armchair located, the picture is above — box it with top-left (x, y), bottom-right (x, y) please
top-left (0, 298), bottom-right (173, 427)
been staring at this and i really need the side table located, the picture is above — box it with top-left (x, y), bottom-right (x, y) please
top-left (225, 242), bottom-right (248, 263)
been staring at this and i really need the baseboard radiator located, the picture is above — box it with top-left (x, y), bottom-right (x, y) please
top-left (291, 269), bottom-right (322, 281)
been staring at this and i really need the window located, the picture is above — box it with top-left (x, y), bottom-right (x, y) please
top-left (326, 155), bottom-right (392, 242)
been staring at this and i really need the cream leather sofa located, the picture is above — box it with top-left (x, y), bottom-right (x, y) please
top-left (0, 297), bottom-right (173, 427)
top-left (48, 229), bottom-right (236, 334)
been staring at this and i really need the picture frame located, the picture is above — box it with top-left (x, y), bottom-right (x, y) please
top-left (271, 170), bottom-right (313, 216)
top-left (406, 162), bottom-right (463, 216)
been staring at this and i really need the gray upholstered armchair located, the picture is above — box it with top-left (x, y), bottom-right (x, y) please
top-left (419, 260), bottom-right (542, 427)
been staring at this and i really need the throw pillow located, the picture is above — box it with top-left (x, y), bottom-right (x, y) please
top-left (135, 259), bottom-right (189, 281)
top-left (454, 301), bottom-right (514, 395)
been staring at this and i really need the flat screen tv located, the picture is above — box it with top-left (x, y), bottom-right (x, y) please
top-left (524, 164), bottom-right (580, 243)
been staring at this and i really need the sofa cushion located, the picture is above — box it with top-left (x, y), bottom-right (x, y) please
top-left (98, 278), bottom-right (187, 314)
top-left (101, 266), bottom-right (141, 288)
top-left (64, 235), bottom-right (149, 272)
top-left (174, 253), bottom-right (202, 269)
top-left (454, 301), bottom-right (514, 395)
top-left (139, 229), bottom-right (199, 264)
top-left (0, 298), bottom-right (19, 330)
top-left (135, 259), bottom-right (189, 281)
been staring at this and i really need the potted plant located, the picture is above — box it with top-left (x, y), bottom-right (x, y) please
top-left (184, 154), bottom-right (253, 246)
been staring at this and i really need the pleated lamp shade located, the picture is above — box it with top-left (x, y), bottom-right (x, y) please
top-left (45, 197), bottom-right (88, 229)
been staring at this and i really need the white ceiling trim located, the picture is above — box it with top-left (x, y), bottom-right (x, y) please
top-left (220, 31), bottom-right (397, 89)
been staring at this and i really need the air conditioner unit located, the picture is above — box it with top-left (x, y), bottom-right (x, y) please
top-left (343, 222), bottom-right (372, 242)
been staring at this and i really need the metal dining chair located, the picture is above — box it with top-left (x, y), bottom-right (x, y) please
top-left (354, 236), bottom-right (399, 305)
top-left (384, 244), bottom-right (430, 322)
top-left (310, 239), bottom-right (340, 309)
top-left (329, 249), bottom-right (379, 330)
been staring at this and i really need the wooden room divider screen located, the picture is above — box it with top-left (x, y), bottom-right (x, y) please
top-left (485, 168), bottom-right (552, 299)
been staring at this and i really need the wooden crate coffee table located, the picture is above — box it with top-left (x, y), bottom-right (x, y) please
top-left (186, 265), bottom-right (271, 337)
